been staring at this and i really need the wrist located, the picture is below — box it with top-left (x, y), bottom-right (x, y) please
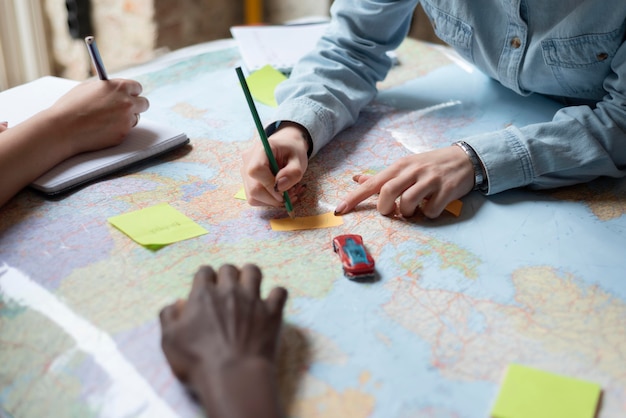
top-left (192, 356), bottom-right (282, 418)
top-left (453, 141), bottom-right (488, 192)
top-left (21, 109), bottom-right (76, 164)
top-left (266, 120), bottom-right (312, 158)
top-left (38, 107), bottom-right (77, 159)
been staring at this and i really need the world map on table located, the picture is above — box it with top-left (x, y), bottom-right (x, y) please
top-left (1, 39), bottom-right (625, 418)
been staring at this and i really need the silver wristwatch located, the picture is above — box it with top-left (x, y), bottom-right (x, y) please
top-left (454, 141), bottom-right (487, 192)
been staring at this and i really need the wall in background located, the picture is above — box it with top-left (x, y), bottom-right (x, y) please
top-left (43, 0), bottom-right (331, 81)
top-left (44, 0), bottom-right (157, 81)
top-left (0, 0), bottom-right (51, 90)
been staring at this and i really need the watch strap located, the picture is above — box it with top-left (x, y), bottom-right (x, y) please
top-left (454, 140), bottom-right (487, 192)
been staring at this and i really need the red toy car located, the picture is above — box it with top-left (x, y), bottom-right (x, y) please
top-left (332, 234), bottom-right (376, 280)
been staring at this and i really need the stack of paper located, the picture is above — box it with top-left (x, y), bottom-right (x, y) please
top-left (231, 22), bottom-right (399, 74)
top-left (230, 23), bottom-right (330, 73)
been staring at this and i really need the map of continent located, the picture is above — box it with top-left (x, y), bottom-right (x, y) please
top-left (1, 39), bottom-right (625, 418)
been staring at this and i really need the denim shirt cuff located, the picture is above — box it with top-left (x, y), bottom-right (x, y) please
top-left (463, 126), bottom-right (534, 194)
top-left (272, 97), bottom-right (335, 158)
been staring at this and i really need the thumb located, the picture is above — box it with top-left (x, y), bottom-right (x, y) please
top-left (275, 154), bottom-right (307, 193)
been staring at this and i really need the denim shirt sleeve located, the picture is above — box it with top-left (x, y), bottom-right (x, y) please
top-left (272, 0), bottom-right (420, 157)
top-left (467, 39), bottom-right (626, 194)
top-left (273, 0), bottom-right (626, 195)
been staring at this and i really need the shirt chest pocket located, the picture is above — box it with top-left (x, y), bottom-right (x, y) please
top-left (541, 28), bottom-right (624, 98)
top-left (420, 1), bottom-right (474, 63)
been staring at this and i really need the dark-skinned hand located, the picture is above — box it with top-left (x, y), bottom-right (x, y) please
top-left (159, 264), bottom-right (288, 418)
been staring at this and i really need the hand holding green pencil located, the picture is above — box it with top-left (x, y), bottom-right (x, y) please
top-left (235, 66), bottom-right (296, 219)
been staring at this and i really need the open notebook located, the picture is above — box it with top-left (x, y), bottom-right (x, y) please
top-left (0, 76), bottom-right (189, 195)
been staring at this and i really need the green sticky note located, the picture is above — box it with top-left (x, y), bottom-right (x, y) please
top-left (246, 65), bottom-right (287, 107)
top-left (491, 364), bottom-right (601, 418)
top-left (108, 203), bottom-right (208, 248)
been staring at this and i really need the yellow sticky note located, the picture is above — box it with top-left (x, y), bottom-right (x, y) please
top-left (234, 187), bottom-right (247, 200)
top-left (108, 203), bottom-right (208, 247)
top-left (270, 212), bottom-right (343, 231)
top-left (491, 364), bottom-right (601, 418)
top-left (247, 65), bottom-right (287, 107)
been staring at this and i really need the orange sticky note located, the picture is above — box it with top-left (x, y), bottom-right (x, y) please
top-left (445, 199), bottom-right (463, 217)
top-left (270, 212), bottom-right (343, 231)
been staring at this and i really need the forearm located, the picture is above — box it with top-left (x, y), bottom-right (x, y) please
top-left (192, 357), bottom-right (283, 418)
top-left (467, 100), bottom-right (626, 195)
top-left (469, 36), bottom-right (626, 195)
top-left (0, 110), bottom-right (72, 207)
top-left (274, 0), bottom-right (418, 157)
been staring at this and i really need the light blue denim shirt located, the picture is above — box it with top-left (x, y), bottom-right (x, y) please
top-left (273, 0), bottom-right (626, 194)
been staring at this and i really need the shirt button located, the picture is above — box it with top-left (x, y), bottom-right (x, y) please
top-left (510, 37), bottom-right (522, 49)
top-left (597, 52), bottom-right (609, 61)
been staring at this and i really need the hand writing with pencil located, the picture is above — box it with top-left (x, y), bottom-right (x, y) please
top-left (51, 79), bottom-right (149, 154)
top-left (236, 67), bottom-right (308, 218)
top-left (241, 123), bottom-right (309, 209)
top-left (0, 37), bottom-right (150, 208)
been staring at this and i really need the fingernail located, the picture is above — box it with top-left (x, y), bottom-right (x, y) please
top-left (274, 177), bottom-right (288, 192)
top-left (352, 174), bottom-right (361, 183)
top-left (0, 121), bottom-right (8, 127)
top-left (334, 201), bottom-right (347, 216)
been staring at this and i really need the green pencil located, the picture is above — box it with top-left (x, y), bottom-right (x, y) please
top-left (235, 66), bottom-right (295, 219)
